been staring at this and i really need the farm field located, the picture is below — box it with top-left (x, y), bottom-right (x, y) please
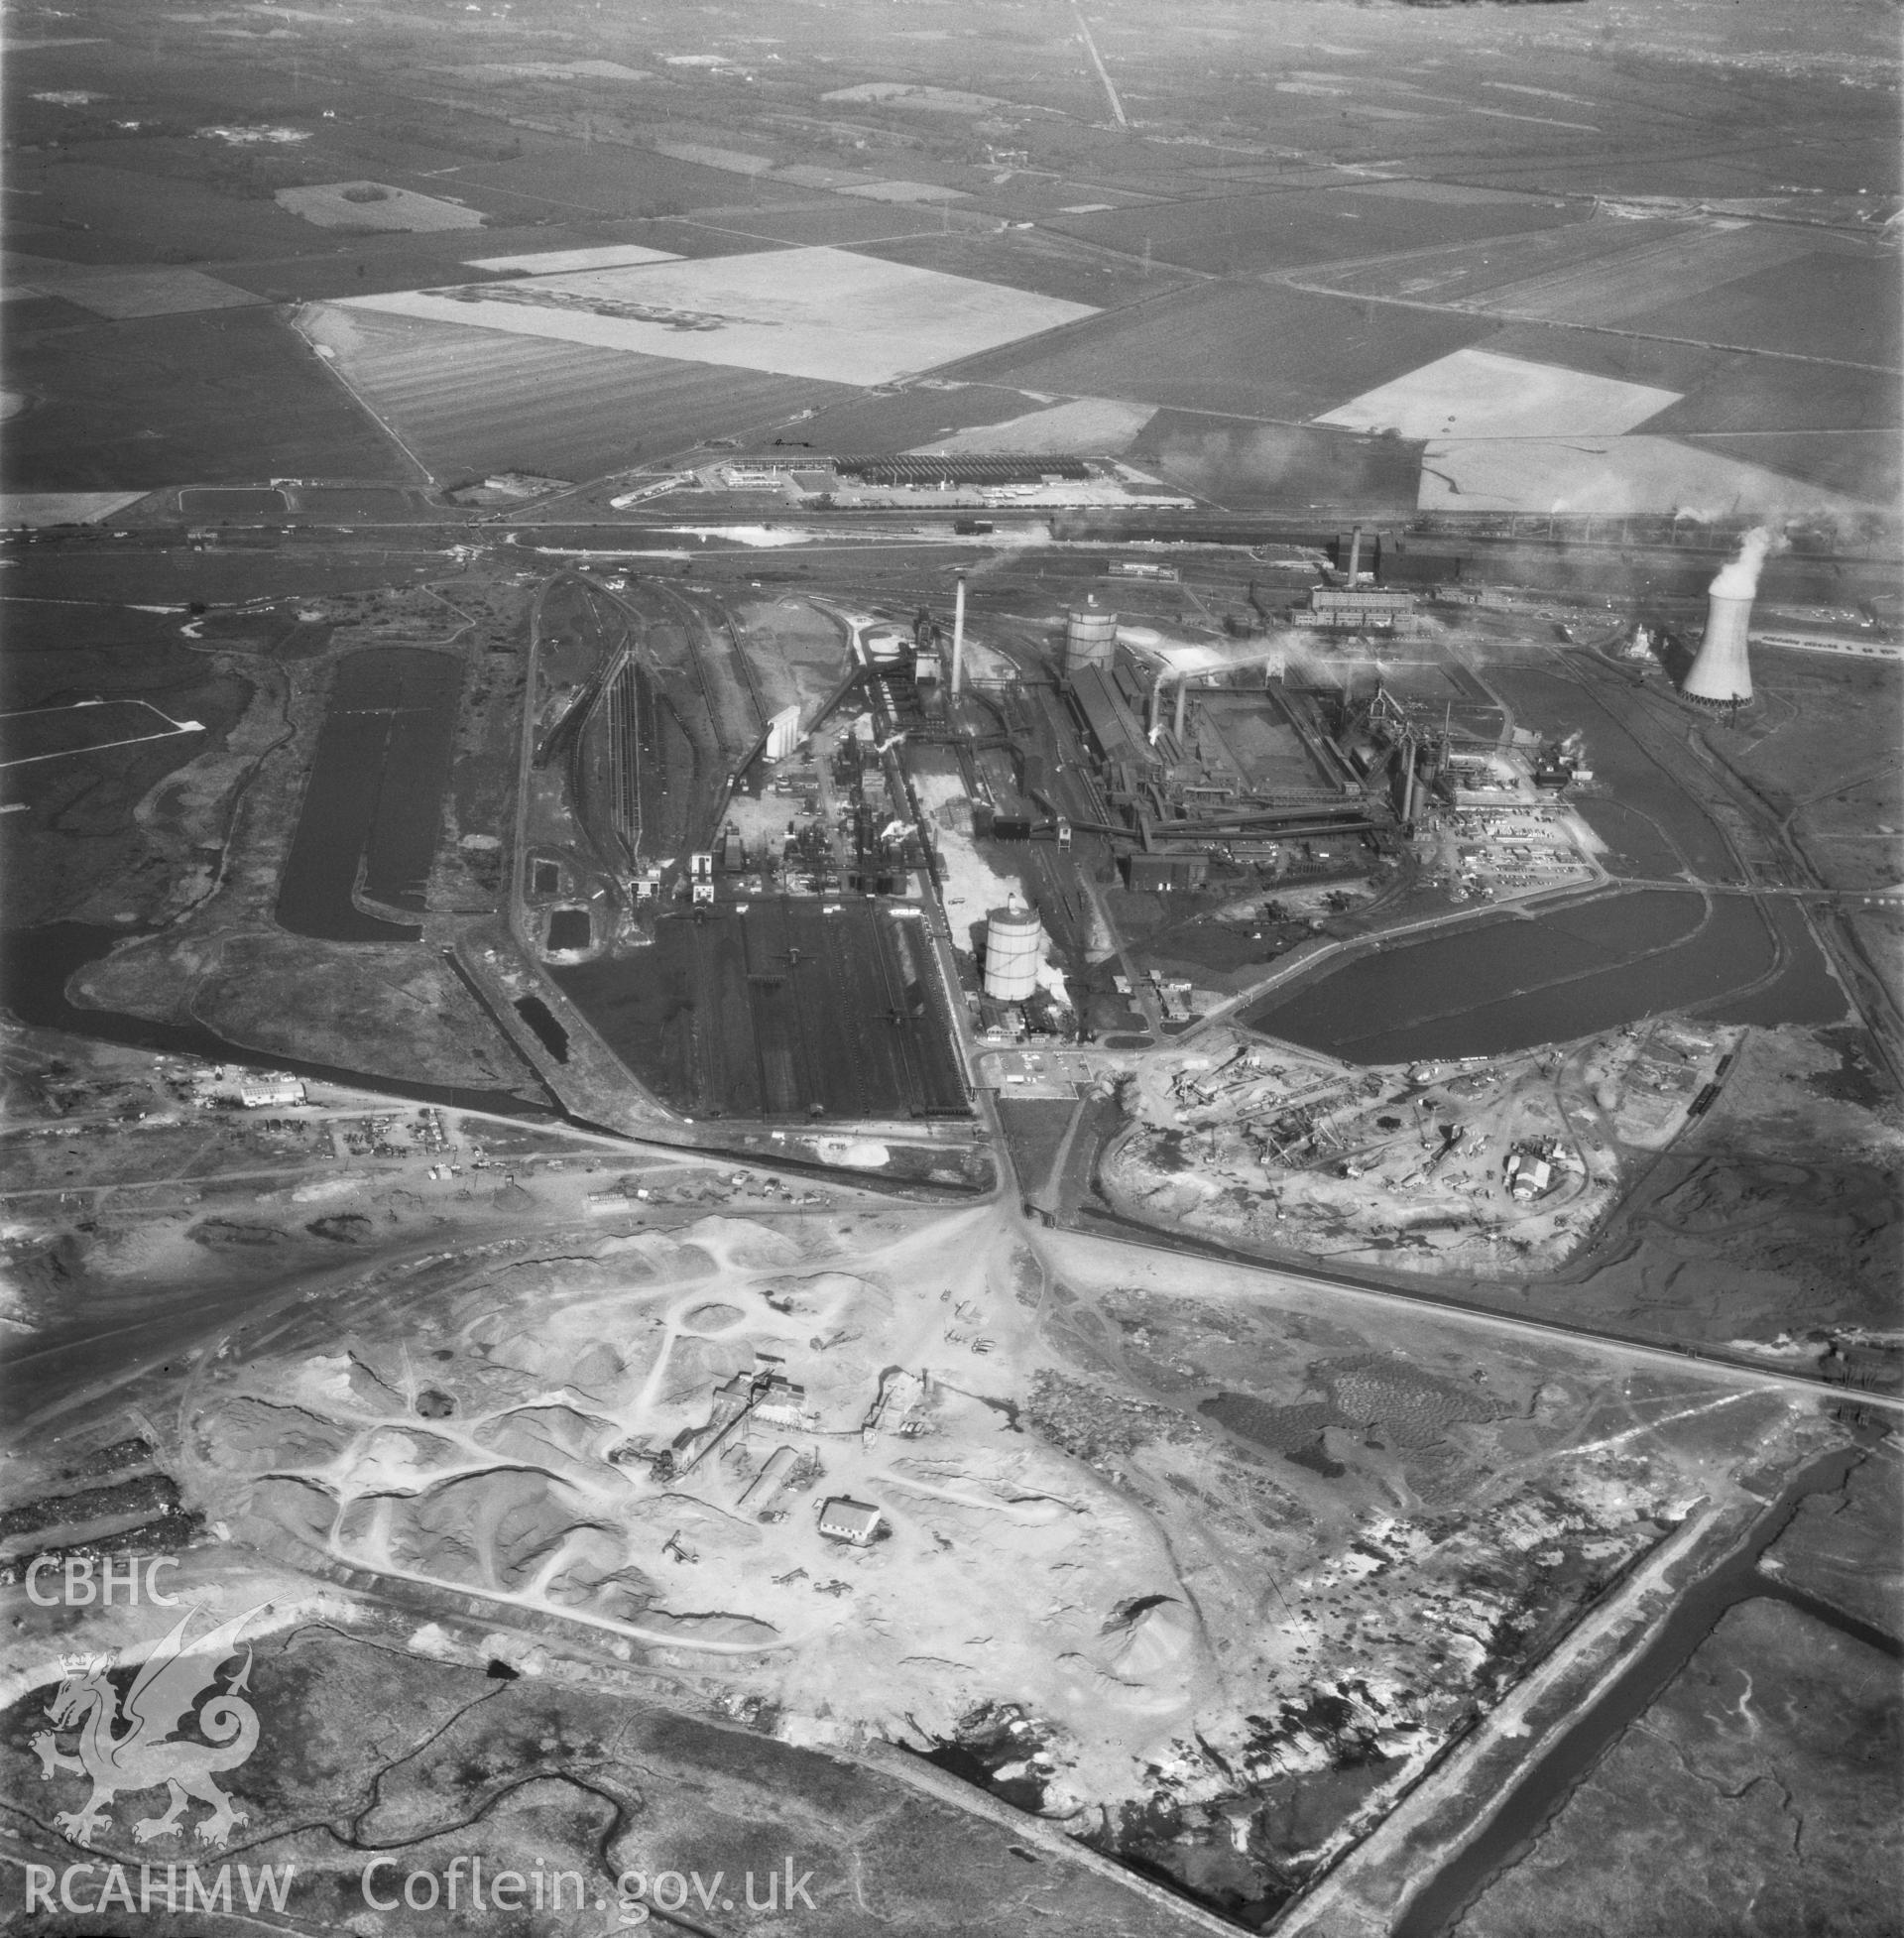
top-left (0, 153), bottom-right (325, 265)
top-left (462, 242), bottom-right (681, 274)
top-left (1, 306), bottom-right (409, 491)
top-left (0, 490), bottom-right (149, 526)
top-left (1315, 347), bottom-right (1681, 439)
top-left (276, 182), bottom-right (488, 233)
top-left (853, 228), bottom-right (1194, 311)
top-left (1635, 354), bottom-right (1903, 435)
top-left (1674, 430), bottom-right (1902, 509)
top-left (1038, 183), bottom-right (1584, 277)
top-left (1303, 217), bottom-right (1823, 327)
top-left (942, 281), bottom-right (1490, 420)
top-left (1417, 435), bottom-right (1883, 518)
top-left (1613, 252), bottom-right (1903, 368)
top-left (912, 397), bottom-right (1155, 456)
top-left (0, 254), bottom-right (262, 320)
top-left (774, 382), bottom-right (1059, 456)
top-left (413, 141), bottom-right (789, 228)
top-left (301, 305), bottom-right (852, 482)
top-left (335, 246), bottom-right (1098, 386)
top-left (676, 200), bottom-right (943, 248)
top-left (207, 220), bottom-right (746, 304)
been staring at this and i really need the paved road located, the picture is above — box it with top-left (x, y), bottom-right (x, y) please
top-left (1033, 1211), bottom-right (1903, 1419)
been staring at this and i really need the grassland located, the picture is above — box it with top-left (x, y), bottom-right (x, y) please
top-left (1, 255), bottom-right (262, 320)
top-left (200, 218), bottom-right (744, 305)
top-left (852, 229), bottom-right (1193, 310)
top-left (944, 281), bottom-right (1490, 421)
top-left (775, 381), bottom-right (1051, 455)
top-left (1, 306), bottom-right (407, 491)
top-left (2, 150), bottom-right (326, 265)
top-left (913, 396), bottom-right (1154, 455)
top-left (1450, 1599), bottom-right (1900, 1938)
top-left (684, 200), bottom-right (960, 248)
top-left (1304, 218), bottom-right (1821, 326)
top-left (275, 181), bottom-right (488, 233)
top-left (1614, 252), bottom-right (1902, 368)
top-left (1040, 184), bottom-right (1584, 278)
top-left (0, 601), bottom-right (258, 927)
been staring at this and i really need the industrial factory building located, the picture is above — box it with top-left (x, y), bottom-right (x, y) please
top-left (1053, 600), bottom-right (1382, 887)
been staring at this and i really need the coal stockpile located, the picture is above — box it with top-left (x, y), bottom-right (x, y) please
top-left (554, 900), bottom-right (970, 1122)
top-left (277, 649), bottom-right (462, 941)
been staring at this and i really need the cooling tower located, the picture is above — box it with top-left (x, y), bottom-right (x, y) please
top-left (1065, 604), bottom-right (1119, 673)
top-left (1682, 589), bottom-right (1754, 706)
top-left (983, 904), bottom-right (1043, 1003)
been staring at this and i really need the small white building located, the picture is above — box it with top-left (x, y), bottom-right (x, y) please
top-left (817, 1497), bottom-right (884, 1546)
top-left (1506, 1153), bottom-right (1553, 1200)
top-left (236, 1077), bottom-right (305, 1110)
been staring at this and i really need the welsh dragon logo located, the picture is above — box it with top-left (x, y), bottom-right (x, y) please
top-left (30, 1603), bottom-right (270, 1850)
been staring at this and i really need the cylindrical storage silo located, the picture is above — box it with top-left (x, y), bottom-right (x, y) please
top-left (1065, 606), bottom-right (1119, 673)
top-left (1682, 590), bottom-right (1753, 705)
top-left (983, 904), bottom-right (1043, 1003)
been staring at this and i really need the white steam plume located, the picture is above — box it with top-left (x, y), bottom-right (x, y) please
top-left (1709, 525), bottom-right (1785, 600)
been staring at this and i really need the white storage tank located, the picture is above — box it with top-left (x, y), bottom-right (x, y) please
top-left (984, 903), bottom-right (1044, 1003)
top-left (1065, 604), bottom-right (1119, 673)
top-left (765, 703), bottom-right (802, 762)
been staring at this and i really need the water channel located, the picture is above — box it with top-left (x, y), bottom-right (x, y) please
top-left (1391, 1438), bottom-right (1895, 1937)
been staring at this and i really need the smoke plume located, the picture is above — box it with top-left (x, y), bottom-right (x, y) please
top-left (1709, 525), bottom-right (1785, 601)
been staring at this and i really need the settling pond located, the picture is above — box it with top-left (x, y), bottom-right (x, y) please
top-left (1243, 890), bottom-right (1844, 1065)
top-left (276, 648), bottom-right (461, 942)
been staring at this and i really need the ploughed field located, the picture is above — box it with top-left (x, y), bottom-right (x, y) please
top-left (301, 305), bottom-right (852, 483)
top-left (553, 900), bottom-right (970, 1121)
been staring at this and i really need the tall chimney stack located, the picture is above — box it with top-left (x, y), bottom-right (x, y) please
top-left (950, 572), bottom-right (967, 696)
top-left (1347, 526), bottom-right (1363, 585)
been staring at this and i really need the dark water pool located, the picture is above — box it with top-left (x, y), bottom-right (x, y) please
top-left (1243, 890), bottom-right (1844, 1064)
top-left (1484, 666), bottom-right (1739, 882)
top-left (276, 648), bottom-right (462, 942)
